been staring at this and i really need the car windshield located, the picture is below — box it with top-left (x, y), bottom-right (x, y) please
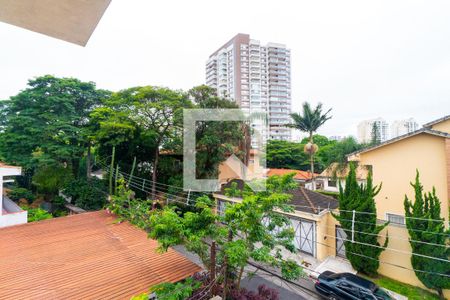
top-left (373, 288), bottom-right (392, 300)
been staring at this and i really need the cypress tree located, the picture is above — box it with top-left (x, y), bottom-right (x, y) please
top-left (333, 163), bottom-right (389, 276)
top-left (404, 171), bottom-right (450, 299)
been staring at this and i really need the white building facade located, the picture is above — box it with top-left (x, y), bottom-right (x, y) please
top-left (0, 163), bottom-right (27, 228)
top-left (206, 33), bottom-right (292, 145)
top-left (391, 118), bottom-right (419, 138)
top-left (357, 118), bottom-right (389, 144)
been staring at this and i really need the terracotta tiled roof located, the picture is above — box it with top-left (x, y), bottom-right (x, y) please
top-left (0, 211), bottom-right (201, 300)
top-left (266, 168), bottom-right (319, 180)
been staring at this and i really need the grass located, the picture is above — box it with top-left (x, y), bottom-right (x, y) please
top-left (361, 274), bottom-right (440, 300)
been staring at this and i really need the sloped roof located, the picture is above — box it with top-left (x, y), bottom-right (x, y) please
top-left (319, 162), bottom-right (369, 180)
top-left (218, 179), bottom-right (338, 214)
top-left (266, 168), bottom-right (319, 181)
top-left (0, 211), bottom-right (201, 299)
top-left (347, 128), bottom-right (450, 157)
top-left (423, 115), bottom-right (450, 128)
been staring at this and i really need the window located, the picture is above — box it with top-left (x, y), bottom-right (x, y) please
top-left (217, 200), bottom-right (227, 217)
top-left (328, 180), bottom-right (337, 187)
top-left (386, 213), bottom-right (405, 225)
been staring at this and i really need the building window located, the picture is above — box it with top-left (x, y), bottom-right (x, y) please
top-left (328, 180), bottom-right (337, 187)
top-left (386, 213), bottom-right (405, 225)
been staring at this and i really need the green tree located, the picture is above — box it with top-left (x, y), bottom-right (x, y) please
top-left (0, 75), bottom-right (110, 177)
top-left (32, 164), bottom-right (73, 200)
top-left (148, 174), bottom-right (303, 297)
top-left (370, 122), bottom-right (381, 146)
top-left (189, 85), bottom-right (246, 180)
top-left (333, 163), bottom-right (389, 276)
top-left (99, 86), bottom-right (192, 198)
top-left (266, 140), bottom-right (310, 170)
top-left (318, 136), bottom-right (364, 167)
top-left (288, 102), bottom-right (332, 190)
top-left (404, 171), bottom-right (450, 299)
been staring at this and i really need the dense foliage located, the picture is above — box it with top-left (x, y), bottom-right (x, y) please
top-left (404, 172), bottom-right (450, 299)
top-left (0, 75), bottom-right (109, 173)
top-left (62, 178), bottom-right (108, 210)
top-left (266, 136), bottom-right (364, 173)
top-left (7, 187), bottom-right (35, 202)
top-left (333, 163), bottom-right (389, 276)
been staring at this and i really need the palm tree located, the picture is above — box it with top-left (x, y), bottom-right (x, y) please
top-left (288, 102), bottom-right (332, 190)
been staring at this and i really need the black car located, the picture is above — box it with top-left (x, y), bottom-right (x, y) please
top-left (315, 271), bottom-right (393, 300)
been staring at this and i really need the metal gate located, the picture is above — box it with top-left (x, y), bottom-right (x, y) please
top-left (336, 226), bottom-right (347, 258)
top-left (291, 218), bottom-right (316, 256)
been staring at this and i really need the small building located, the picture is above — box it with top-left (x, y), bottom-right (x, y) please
top-left (214, 179), bottom-right (341, 262)
top-left (0, 210), bottom-right (201, 299)
top-left (317, 162), bottom-right (369, 193)
top-left (0, 162), bottom-right (27, 228)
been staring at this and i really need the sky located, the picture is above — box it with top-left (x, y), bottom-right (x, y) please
top-left (0, 0), bottom-right (449, 138)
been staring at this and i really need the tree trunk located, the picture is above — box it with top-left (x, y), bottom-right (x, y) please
top-left (151, 148), bottom-right (159, 200)
top-left (109, 146), bottom-right (116, 195)
top-left (438, 288), bottom-right (444, 300)
top-left (72, 158), bottom-right (80, 179)
top-left (86, 143), bottom-right (91, 179)
top-left (309, 132), bottom-right (316, 190)
top-left (222, 230), bottom-right (233, 300)
top-left (236, 265), bottom-right (245, 290)
top-left (210, 241), bottom-right (216, 295)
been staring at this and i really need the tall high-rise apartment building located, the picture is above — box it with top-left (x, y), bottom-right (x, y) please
top-left (357, 118), bottom-right (389, 143)
top-left (391, 118), bottom-right (419, 138)
top-left (206, 33), bottom-right (292, 144)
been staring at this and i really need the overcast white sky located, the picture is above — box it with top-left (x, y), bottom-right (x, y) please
top-left (1, 0), bottom-right (449, 138)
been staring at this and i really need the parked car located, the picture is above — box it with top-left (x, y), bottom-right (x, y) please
top-left (315, 271), bottom-right (393, 300)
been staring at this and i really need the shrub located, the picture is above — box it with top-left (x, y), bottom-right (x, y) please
top-left (8, 187), bottom-right (35, 202)
top-left (63, 178), bottom-right (108, 210)
top-left (26, 207), bottom-right (53, 222)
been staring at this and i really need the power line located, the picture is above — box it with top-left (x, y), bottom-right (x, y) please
top-left (335, 216), bottom-right (450, 238)
top-left (99, 158), bottom-right (450, 265)
top-left (123, 183), bottom-right (450, 266)
top-left (316, 223), bottom-right (449, 249)
top-left (122, 174), bottom-right (450, 263)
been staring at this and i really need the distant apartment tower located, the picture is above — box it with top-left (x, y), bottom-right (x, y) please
top-left (206, 33), bottom-right (292, 144)
top-left (357, 118), bottom-right (389, 143)
top-left (391, 118), bottom-right (419, 138)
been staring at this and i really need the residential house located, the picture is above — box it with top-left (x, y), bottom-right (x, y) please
top-left (348, 115), bottom-right (450, 296)
top-left (0, 162), bottom-right (27, 228)
top-left (317, 162), bottom-right (368, 193)
top-left (0, 210), bottom-right (201, 299)
top-left (214, 179), bottom-right (341, 263)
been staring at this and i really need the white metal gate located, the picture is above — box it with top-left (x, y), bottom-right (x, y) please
top-left (291, 218), bottom-right (316, 256)
top-left (336, 226), bottom-right (347, 258)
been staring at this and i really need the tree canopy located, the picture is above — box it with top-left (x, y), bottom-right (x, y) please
top-left (404, 171), bottom-right (450, 299)
top-left (333, 163), bottom-right (389, 276)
